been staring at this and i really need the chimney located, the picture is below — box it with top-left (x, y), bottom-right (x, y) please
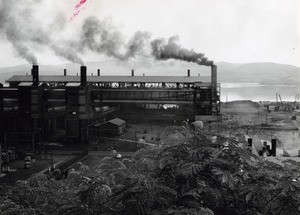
top-left (211, 65), bottom-right (217, 102)
top-left (91, 73), bottom-right (93, 76)
top-left (64, 69), bottom-right (67, 76)
top-left (271, 139), bottom-right (276, 156)
top-left (198, 73), bottom-right (200, 77)
top-left (97, 69), bottom-right (100, 76)
top-left (187, 69), bottom-right (190, 77)
top-left (80, 66), bottom-right (87, 86)
top-left (32, 65), bottom-right (39, 86)
top-left (143, 73), bottom-right (145, 76)
top-left (131, 69), bottom-right (134, 76)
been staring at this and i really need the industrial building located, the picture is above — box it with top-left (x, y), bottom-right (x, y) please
top-left (99, 118), bottom-right (126, 137)
top-left (0, 65), bottom-right (220, 145)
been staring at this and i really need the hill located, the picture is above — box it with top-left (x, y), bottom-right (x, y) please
top-left (0, 61), bottom-right (299, 85)
top-left (218, 62), bottom-right (300, 85)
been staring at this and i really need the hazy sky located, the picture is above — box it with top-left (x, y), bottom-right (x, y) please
top-left (0, 0), bottom-right (299, 67)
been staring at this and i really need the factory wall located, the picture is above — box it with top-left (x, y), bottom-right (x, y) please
top-left (0, 65), bottom-right (220, 145)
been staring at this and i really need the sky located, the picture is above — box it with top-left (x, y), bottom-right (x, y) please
top-left (0, 0), bottom-right (299, 67)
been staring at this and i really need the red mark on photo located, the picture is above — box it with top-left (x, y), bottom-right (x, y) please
top-left (70, 0), bottom-right (90, 22)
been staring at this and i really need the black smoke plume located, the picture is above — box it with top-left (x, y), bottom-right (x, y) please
top-left (151, 36), bottom-right (213, 66)
top-left (80, 17), bottom-right (213, 66)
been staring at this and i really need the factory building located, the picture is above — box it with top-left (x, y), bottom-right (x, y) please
top-left (99, 118), bottom-right (126, 137)
top-left (0, 65), bottom-right (220, 145)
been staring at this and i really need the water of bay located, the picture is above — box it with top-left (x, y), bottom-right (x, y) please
top-left (221, 83), bottom-right (300, 102)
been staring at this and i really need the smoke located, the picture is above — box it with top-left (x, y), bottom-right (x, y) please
top-left (125, 31), bottom-right (152, 58)
top-left (52, 43), bottom-right (85, 66)
top-left (151, 36), bottom-right (214, 66)
top-left (80, 16), bottom-right (213, 67)
top-left (81, 17), bottom-right (127, 60)
top-left (0, 0), bottom-right (85, 65)
top-left (0, 1), bottom-right (212, 67)
top-left (0, 0), bottom-right (39, 64)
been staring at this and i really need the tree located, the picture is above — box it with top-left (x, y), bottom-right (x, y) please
top-left (1, 131), bottom-right (300, 214)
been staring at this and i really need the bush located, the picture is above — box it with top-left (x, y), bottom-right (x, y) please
top-left (1, 131), bottom-right (300, 214)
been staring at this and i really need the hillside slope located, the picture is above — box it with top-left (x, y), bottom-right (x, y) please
top-left (0, 61), bottom-right (299, 85)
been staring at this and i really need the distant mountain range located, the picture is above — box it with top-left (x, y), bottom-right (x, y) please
top-left (217, 62), bottom-right (300, 85)
top-left (0, 60), bottom-right (299, 85)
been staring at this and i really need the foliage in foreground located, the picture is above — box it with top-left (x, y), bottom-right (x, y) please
top-left (1, 133), bottom-right (300, 215)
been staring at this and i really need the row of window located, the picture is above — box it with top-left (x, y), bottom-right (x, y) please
top-left (93, 91), bottom-right (198, 101)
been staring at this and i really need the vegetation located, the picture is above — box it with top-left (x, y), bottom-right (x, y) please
top-left (1, 131), bottom-right (300, 215)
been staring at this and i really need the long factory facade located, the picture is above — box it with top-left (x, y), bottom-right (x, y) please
top-left (0, 65), bottom-right (220, 144)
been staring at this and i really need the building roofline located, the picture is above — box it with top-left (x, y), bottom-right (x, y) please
top-left (6, 75), bottom-right (212, 84)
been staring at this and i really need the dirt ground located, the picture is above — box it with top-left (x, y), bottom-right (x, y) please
top-left (221, 100), bottom-right (300, 157)
top-left (89, 100), bottom-right (300, 162)
top-left (0, 154), bottom-right (74, 184)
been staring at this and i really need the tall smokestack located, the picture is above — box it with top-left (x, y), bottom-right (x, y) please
top-left (211, 65), bottom-right (217, 102)
top-left (80, 66), bottom-right (87, 86)
top-left (64, 69), bottom-right (67, 76)
top-left (97, 69), bottom-right (100, 76)
top-left (187, 69), bottom-right (190, 77)
top-left (32, 65), bottom-right (39, 86)
top-left (131, 69), bottom-right (134, 77)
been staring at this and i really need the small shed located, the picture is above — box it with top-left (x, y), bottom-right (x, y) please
top-left (100, 118), bottom-right (126, 137)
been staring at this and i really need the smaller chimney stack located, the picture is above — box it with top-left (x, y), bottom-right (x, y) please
top-left (32, 65), bottom-right (39, 86)
top-left (131, 69), bottom-right (134, 76)
top-left (80, 66), bottom-right (87, 86)
top-left (97, 69), bottom-right (100, 76)
top-left (91, 73), bottom-right (93, 76)
top-left (187, 69), bottom-right (190, 77)
top-left (143, 73), bottom-right (145, 76)
top-left (198, 73), bottom-right (200, 77)
top-left (211, 65), bottom-right (217, 103)
top-left (64, 69), bottom-right (67, 76)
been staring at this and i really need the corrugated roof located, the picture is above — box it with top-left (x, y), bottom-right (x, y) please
top-left (107, 118), bottom-right (126, 126)
top-left (6, 75), bottom-right (211, 83)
